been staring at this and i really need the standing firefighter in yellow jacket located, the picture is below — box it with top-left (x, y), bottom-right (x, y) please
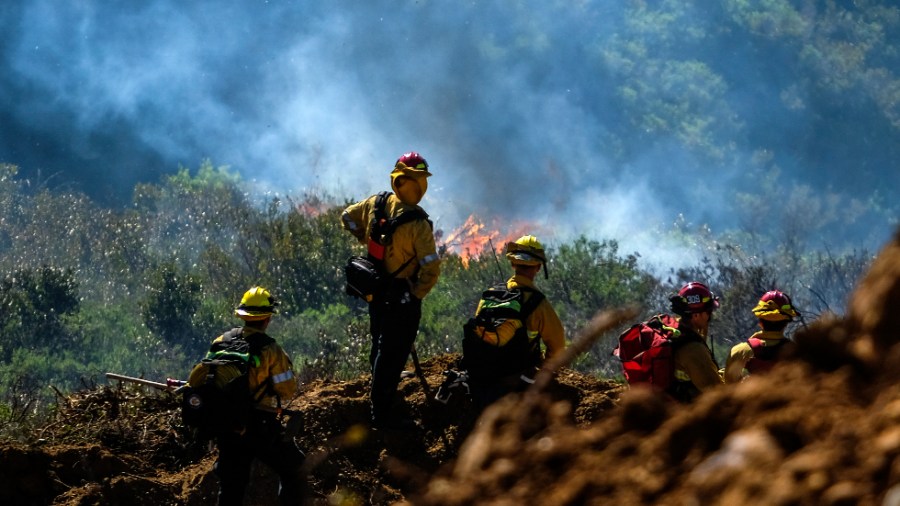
top-left (341, 152), bottom-right (441, 430)
top-left (185, 286), bottom-right (304, 505)
top-left (461, 235), bottom-right (565, 411)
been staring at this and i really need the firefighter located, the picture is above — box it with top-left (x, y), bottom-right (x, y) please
top-left (668, 281), bottom-right (724, 402)
top-left (211, 286), bottom-right (305, 506)
top-left (340, 152), bottom-right (441, 430)
top-left (724, 290), bottom-right (799, 383)
top-left (462, 235), bottom-right (565, 411)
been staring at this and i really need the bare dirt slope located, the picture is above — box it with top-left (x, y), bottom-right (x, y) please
top-left (4, 228), bottom-right (900, 505)
top-left (0, 353), bottom-right (624, 505)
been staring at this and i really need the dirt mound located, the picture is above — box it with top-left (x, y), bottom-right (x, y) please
top-left (0, 352), bottom-right (623, 505)
top-left (413, 230), bottom-right (900, 506)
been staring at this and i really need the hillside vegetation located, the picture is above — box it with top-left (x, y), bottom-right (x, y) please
top-left (0, 163), bottom-right (875, 435)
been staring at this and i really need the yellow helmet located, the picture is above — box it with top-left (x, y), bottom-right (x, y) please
top-left (752, 290), bottom-right (799, 322)
top-left (234, 286), bottom-right (279, 321)
top-left (505, 235), bottom-right (549, 278)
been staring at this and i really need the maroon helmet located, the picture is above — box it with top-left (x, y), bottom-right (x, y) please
top-left (670, 282), bottom-right (720, 315)
top-left (395, 151), bottom-right (431, 175)
top-left (752, 290), bottom-right (799, 321)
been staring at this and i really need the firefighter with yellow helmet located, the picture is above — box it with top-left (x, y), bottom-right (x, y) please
top-left (204, 286), bottom-right (305, 505)
top-left (341, 152), bottom-right (441, 430)
top-left (461, 234), bottom-right (565, 410)
top-left (724, 290), bottom-right (799, 383)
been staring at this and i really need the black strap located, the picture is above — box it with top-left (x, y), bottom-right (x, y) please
top-left (519, 287), bottom-right (546, 320)
top-left (387, 256), bottom-right (417, 280)
top-left (243, 331), bottom-right (278, 402)
top-left (371, 192), bottom-right (431, 244)
top-left (370, 191), bottom-right (428, 280)
top-left (374, 191), bottom-right (430, 226)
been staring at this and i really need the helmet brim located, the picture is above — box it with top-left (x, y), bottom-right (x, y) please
top-left (506, 252), bottom-right (543, 265)
top-left (234, 309), bottom-right (275, 320)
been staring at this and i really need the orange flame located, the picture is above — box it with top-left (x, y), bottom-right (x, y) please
top-left (441, 214), bottom-right (535, 268)
top-left (293, 196), bottom-right (331, 218)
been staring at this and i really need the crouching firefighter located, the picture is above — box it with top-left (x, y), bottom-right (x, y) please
top-left (460, 235), bottom-right (566, 411)
top-left (185, 287), bottom-right (305, 505)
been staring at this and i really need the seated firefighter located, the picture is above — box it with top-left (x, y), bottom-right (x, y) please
top-left (459, 235), bottom-right (565, 411)
top-left (724, 290), bottom-right (799, 384)
top-left (667, 281), bottom-right (725, 403)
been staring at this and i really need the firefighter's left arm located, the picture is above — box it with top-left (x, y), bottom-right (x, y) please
top-left (724, 342), bottom-right (754, 384)
top-left (677, 342), bottom-right (725, 391)
top-left (410, 219), bottom-right (441, 300)
top-left (532, 300), bottom-right (566, 359)
top-left (262, 343), bottom-right (298, 401)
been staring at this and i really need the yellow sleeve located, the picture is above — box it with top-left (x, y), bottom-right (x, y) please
top-left (674, 342), bottom-right (724, 391)
top-left (386, 217), bottom-right (441, 300)
top-left (340, 196), bottom-right (375, 244)
top-left (410, 219), bottom-right (441, 299)
top-left (528, 299), bottom-right (566, 360)
top-left (724, 342), bottom-right (754, 384)
top-left (251, 342), bottom-right (297, 406)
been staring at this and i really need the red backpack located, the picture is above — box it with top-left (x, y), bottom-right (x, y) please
top-left (745, 337), bottom-right (790, 374)
top-left (613, 314), bottom-right (681, 391)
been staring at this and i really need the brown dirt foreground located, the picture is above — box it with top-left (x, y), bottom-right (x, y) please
top-left (5, 231), bottom-right (900, 506)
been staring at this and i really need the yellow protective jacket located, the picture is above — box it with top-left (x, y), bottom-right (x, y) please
top-left (474, 274), bottom-right (566, 360)
top-left (672, 325), bottom-right (723, 392)
top-left (209, 327), bottom-right (298, 408)
top-left (341, 193), bottom-right (441, 300)
top-left (724, 330), bottom-right (786, 384)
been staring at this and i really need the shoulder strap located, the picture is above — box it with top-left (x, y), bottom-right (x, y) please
top-left (221, 327), bottom-right (242, 342)
top-left (369, 191), bottom-right (428, 279)
top-left (748, 337), bottom-right (787, 359)
top-left (519, 287), bottom-right (545, 320)
top-left (373, 191), bottom-right (390, 223)
top-left (244, 331), bottom-right (276, 361)
top-left (480, 284), bottom-right (544, 321)
top-left (370, 192), bottom-right (430, 243)
top-left (242, 331), bottom-right (278, 401)
top-left (205, 327), bottom-right (243, 356)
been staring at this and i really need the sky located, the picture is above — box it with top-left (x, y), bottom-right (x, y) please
top-left (1, 1), bottom-right (896, 270)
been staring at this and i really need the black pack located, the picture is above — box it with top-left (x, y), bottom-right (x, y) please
top-left (460, 284), bottom-right (546, 381)
top-left (181, 328), bottom-right (274, 436)
top-left (344, 191), bottom-right (430, 301)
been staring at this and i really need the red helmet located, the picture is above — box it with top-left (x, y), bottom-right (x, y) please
top-left (395, 152), bottom-right (431, 175)
top-left (670, 282), bottom-right (719, 315)
top-left (752, 290), bottom-right (799, 321)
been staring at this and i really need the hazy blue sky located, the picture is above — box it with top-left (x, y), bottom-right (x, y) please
top-left (1, 1), bottom-right (896, 267)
